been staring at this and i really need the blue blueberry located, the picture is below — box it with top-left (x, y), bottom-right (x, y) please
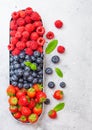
top-left (11, 81), bottom-right (18, 86)
top-left (23, 83), bottom-right (30, 89)
top-left (38, 70), bottom-right (43, 75)
top-left (14, 63), bottom-right (20, 69)
top-left (27, 76), bottom-right (33, 82)
top-left (38, 78), bottom-right (43, 84)
top-left (17, 69), bottom-right (23, 77)
top-left (60, 82), bottom-right (66, 88)
top-left (45, 67), bottom-right (53, 75)
top-left (21, 62), bottom-right (25, 68)
top-left (31, 72), bottom-right (37, 78)
top-left (51, 55), bottom-right (60, 64)
top-left (13, 61), bottom-right (18, 65)
top-left (31, 56), bottom-right (36, 62)
top-left (19, 52), bottom-right (25, 59)
top-left (23, 80), bottom-right (27, 84)
top-left (34, 51), bottom-right (40, 57)
top-left (41, 53), bottom-right (44, 58)
top-left (29, 83), bottom-right (33, 88)
top-left (32, 78), bottom-right (38, 84)
top-left (44, 98), bottom-right (50, 105)
top-left (10, 57), bottom-right (13, 62)
top-left (18, 83), bottom-right (23, 88)
top-left (19, 78), bottom-right (23, 83)
top-left (13, 56), bottom-right (19, 61)
top-left (10, 70), bottom-right (14, 76)
top-left (19, 59), bottom-right (24, 63)
top-left (23, 71), bottom-right (30, 77)
top-left (24, 66), bottom-right (30, 72)
top-left (11, 75), bottom-right (18, 81)
top-left (10, 65), bottom-right (14, 70)
top-left (36, 58), bottom-right (43, 64)
top-left (48, 81), bottom-right (55, 89)
top-left (25, 55), bottom-right (30, 60)
top-left (37, 66), bottom-right (41, 71)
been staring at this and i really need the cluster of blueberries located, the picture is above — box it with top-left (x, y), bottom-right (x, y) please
top-left (10, 51), bottom-right (43, 89)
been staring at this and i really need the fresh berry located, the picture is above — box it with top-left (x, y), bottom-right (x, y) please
top-left (12, 48), bottom-right (20, 55)
top-left (13, 112), bottom-right (21, 119)
top-left (25, 7), bottom-right (33, 15)
top-left (48, 81), bottom-right (55, 89)
top-left (54, 20), bottom-right (63, 29)
top-left (30, 41), bottom-right (38, 50)
top-left (22, 31), bottom-right (30, 40)
top-left (33, 21), bottom-right (42, 28)
top-left (15, 31), bottom-right (22, 39)
top-left (51, 55), bottom-right (60, 64)
top-left (17, 18), bottom-right (25, 26)
top-left (27, 88), bottom-right (36, 98)
top-left (8, 96), bottom-right (18, 105)
top-left (10, 30), bottom-right (16, 37)
top-left (31, 12), bottom-right (41, 21)
top-left (37, 37), bottom-right (45, 46)
top-left (25, 48), bottom-right (33, 55)
top-left (19, 10), bottom-right (26, 18)
top-left (10, 37), bottom-right (18, 45)
top-left (12, 12), bottom-right (19, 20)
top-left (25, 24), bottom-right (35, 33)
top-left (18, 95), bottom-right (29, 106)
top-left (53, 90), bottom-right (64, 100)
top-left (36, 91), bottom-right (47, 103)
top-left (33, 51), bottom-right (40, 57)
top-left (33, 103), bottom-right (42, 115)
top-left (25, 16), bottom-right (32, 24)
top-left (46, 31), bottom-right (54, 39)
top-left (8, 44), bottom-right (15, 51)
top-left (10, 20), bottom-right (17, 30)
top-left (48, 110), bottom-right (57, 119)
top-left (30, 32), bottom-right (39, 41)
top-left (45, 67), bottom-right (53, 75)
top-left (21, 106), bottom-right (31, 116)
top-left (33, 84), bottom-right (43, 92)
top-left (36, 26), bottom-right (45, 35)
top-left (9, 105), bottom-right (18, 113)
top-left (37, 46), bottom-right (43, 53)
top-left (19, 115), bottom-right (28, 123)
top-left (28, 113), bottom-right (38, 123)
top-left (60, 82), bottom-right (66, 88)
top-left (57, 45), bottom-right (65, 53)
top-left (17, 26), bottom-right (25, 33)
top-left (28, 99), bottom-right (36, 109)
top-left (44, 98), bottom-right (50, 105)
top-left (16, 41), bottom-right (26, 50)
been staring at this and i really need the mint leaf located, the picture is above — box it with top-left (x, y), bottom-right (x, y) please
top-left (55, 68), bottom-right (63, 78)
top-left (53, 103), bottom-right (65, 112)
top-left (45, 39), bottom-right (58, 54)
top-left (24, 61), bottom-right (37, 71)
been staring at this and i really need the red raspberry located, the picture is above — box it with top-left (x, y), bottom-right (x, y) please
top-left (36, 26), bottom-right (45, 36)
top-left (25, 7), bottom-right (33, 15)
top-left (46, 31), bottom-right (54, 39)
top-left (57, 45), bottom-right (65, 53)
top-left (21, 38), bottom-right (28, 42)
top-left (10, 20), bottom-right (17, 30)
top-left (33, 21), bottom-right (42, 28)
top-left (10, 30), bottom-right (16, 37)
top-left (37, 46), bottom-right (43, 53)
top-left (15, 31), bottom-right (22, 39)
top-left (17, 26), bottom-right (25, 33)
top-left (10, 37), bottom-right (18, 45)
top-left (25, 24), bottom-right (35, 33)
top-left (54, 20), bottom-right (63, 29)
top-left (17, 18), bottom-right (25, 26)
top-left (25, 48), bottom-right (33, 55)
top-left (12, 48), bottom-right (20, 55)
top-left (22, 31), bottom-right (30, 39)
top-left (12, 12), bottom-right (19, 20)
top-left (26, 41), bottom-right (31, 47)
top-left (19, 10), bottom-right (26, 18)
top-left (37, 37), bottom-right (45, 46)
top-left (30, 41), bottom-right (38, 50)
top-left (8, 44), bottom-right (15, 51)
top-left (30, 32), bottom-right (39, 41)
top-left (31, 12), bottom-right (41, 21)
top-left (16, 41), bottom-right (26, 50)
top-left (25, 16), bottom-right (32, 24)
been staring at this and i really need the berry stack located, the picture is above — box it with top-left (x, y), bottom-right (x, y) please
top-left (7, 7), bottom-right (47, 124)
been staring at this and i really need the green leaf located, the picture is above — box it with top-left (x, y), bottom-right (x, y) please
top-left (53, 103), bottom-right (65, 112)
top-left (24, 61), bottom-right (37, 71)
top-left (45, 39), bottom-right (58, 54)
top-left (55, 68), bottom-right (63, 78)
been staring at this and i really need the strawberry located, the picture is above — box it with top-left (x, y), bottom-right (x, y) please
top-left (9, 105), bottom-right (18, 113)
top-left (13, 112), bottom-right (21, 119)
top-left (8, 96), bottom-right (18, 105)
top-left (18, 95), bottom-right (30, 106)
top-left (21, 106), bottom-right (31, 116)
top-left (28, 113), bottom-right (38, 123)
top-left (19, 115), bottom-right (28, 123)
top-left (48, 110), bottom-right (57, 119)
top-left (7, 85), bottom-right (16, 96)
top-left (36, 91), bottom-right (47, 103)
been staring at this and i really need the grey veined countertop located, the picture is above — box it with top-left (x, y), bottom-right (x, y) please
top-left (0, 0), bottom-right (92, 130)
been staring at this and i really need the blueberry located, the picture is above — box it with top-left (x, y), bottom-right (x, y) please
top-left (36, 58), bottom-right (43, 64)
top-left (19, 78), bottom-right (23, 83)
top-left (41, 53), bottom-right (44, 58)
top-left (24, 66), bottom-right (30, 72)
top-left (37, 66), bottom-right (42, 71)
top-left (11, 75), bottom-right (18, 81)
top-left (21, 62), bottom-right (25, 68)
top-left (45, 67), bottom-right (53, 75)
top-left (23, 83), bottom-right (30, 89)
top-left (31, 56), bottom-right (36, 62)
top-left (31, 72), bottom-right (37, 78)
top-left (13, 61), bottom-right (18, 65)
top-left (18, 83), bottom-right (23, 88)
top-left (10, 57), bottom-right (13, 62)
top-left (34, 51), bottom-right (40, 57)
top-left (29, 83), bottom-right (33, 88)
top-left (44, 98), bottom-right (50, 105)
top-left (10, 70), bottom-right (14, 76)
top-left (51, 55), bottom-right (60, 64)
top-left (32, 78), bottom-right (38, 84)
top-left (14, 63), bottom-right (20, 69)
top-left (17, 69), bottom-right (23, 77)
top-left (23, 71), bottom-right (30, 77)
top-left (60, 82), bottom-right (66, 88)
top-left (25, 55), bottom-right (30, 60)
top-left (23, 80), bottom-right (27, 84)
top-left (27, 76), bottom-right (33, 82)
top-left (48, 81), bottom-right (55, 88)
top-left (38, 78), bottom-right (43, 84)
top-left (13, 56), bottom-right (19, 61)
top-left (19, 51), bottom-right (25, 59)
top-left (19, 59), bottom-right (24, 63)
top-left (11, 81), bottom-right (18, 86)
top-left (38, 70), bottom-right (43, 75)
top-left (10, 65), bottom-right (14, 70)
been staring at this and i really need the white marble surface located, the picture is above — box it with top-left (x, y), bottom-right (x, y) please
top-left (0, 0), bottom-right (92, 130)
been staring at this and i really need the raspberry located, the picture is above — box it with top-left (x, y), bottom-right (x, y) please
top-left (57, 45), bottom-right (65, 53)
top-left (30, 41), bottom-right (38, 50)
top-left (25, 48), bottom-right (33, 55)
top-left (17, 18), bottom-right (25, 26)
top-left (25, 24), bottom-right (35, 33)
top-left (37, 37), bottom-right (45, 46)
top-left (8, 44), bottom-right (15, 51)
top-left (10, 20), bottom-right (17, 30)
top-left (37, 46), bottom-right (43, 53)
top-left (22, 31), bottom-right (30, 39)
top-left (17, 26), bottom-right (25, 33)
top-left (16, 41), bottom-right (26, 50)
top-left (25, 7), bottom-right (33, 15)
top-left (36, 26), bottom-right (45, 36)
top-left (46, 31), bottom-right (54, 39)
top-left (26, 41), bottom-right (31, 47)
top-left (30, 32), bottom-right (39, 41)
top-left (15, 31), bottom-right (22, 39)
top-left (31, 12), bottom-right (41, 21)
top-left (10, 30), bottom-right (16, 37)
top-left (25, 16), bottom-right (32, 24)
top-left (33, 21), bottom-right (42, 28)
top-left (19, 10), bottom-right (26, 18)
top-left (10, 37), bottom-right (18, 45)
top-left (12, 48), bottom-right (20, 55)
top-left (12, 12), bottom-right (19, 20)
top-left (54, 20), bottom-right (63, 29)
